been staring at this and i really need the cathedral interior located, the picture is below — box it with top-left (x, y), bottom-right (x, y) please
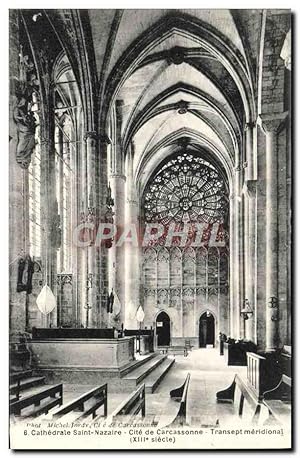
top-left (9, 9), bottom-right (292, 437)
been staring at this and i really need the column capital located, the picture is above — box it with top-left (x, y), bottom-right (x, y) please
top-left (244, 121), bottom-right (256, 131)
top-left (258, 112), bottom-right (288, 134)
top-left (110, 173), bottom-right (126, 182)
top-left (116, 98), bottom-right (124, 108)
top-left (229, 193), bottom-right (242, 202)
top-left (127, 198), bottom-right (138, 206)
top-left (242, 180), bottom-right (257, 198)
top-left (84, 131), bottom-right (98, 142)
top-left (99, 133), bottom-right (112, 145)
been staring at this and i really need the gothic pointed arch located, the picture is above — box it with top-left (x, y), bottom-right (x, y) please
top-left (101, 12), bottom-right (255, 133)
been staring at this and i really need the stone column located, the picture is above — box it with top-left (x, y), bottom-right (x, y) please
top-left (229, 165), bottom-right (243, 339)
top-left (242, 187), bottom-right (250, 338)
top-left (244, 122), bottom-right (256, 182)
top-left (108, 100), bottom-right (126, 325)
top-left (229, 194), bottom-right (235, 336)
top-left (40, 92), bottom-right (58, 328)
top-left (124, 142), bottom-right (140, 328)
top-left (98, 136), bottom-right (111, 328)
top-left (259, 112), bottom-right (288, 351)
top-left (243, 122), bottom-right (257, 341)
top-left (85, 131), bottom-right (98, 328)
top-left (243, 181), bottom-right (257, 341)
top-left (78, 133), bottom-right (88, 328)
top-left (9, 11), bottom-right (27, 334)
top-left (109, 173), bottom-right (126, 324)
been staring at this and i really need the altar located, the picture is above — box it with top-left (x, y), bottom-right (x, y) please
top-left (29, 329), bottom-right (135, 379)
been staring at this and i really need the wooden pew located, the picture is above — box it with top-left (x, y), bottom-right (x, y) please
top-left (10, 371), bottom-right (45, 403)
top-left (262, 375), bottom-right (292, 426)
top-left (263, 374), bottom-right (291, 402)
top-left (167, 372), bottom-right (191, 426)
top-left (161, 345), bottom-right (189, 357)
top-left (216, 375), bottom-right (261, 423)
top-left (51, 384), bottom-right (107, 422)
top-left (10, 384), bottom-right (63, 419)
top-left (10, 371), bottom-right (30, 403)
top-left (151, 373), bottom-right (191, 428)
top-left (110, 384), bottom-right (145, 422)
top-left (184, 340), bottom-right (193, 352)
top-left (280, 346), bottom-right (292, 377)
top-left (216, 377), bottom-right (236, 403)
top-left (223, 341), bottom-right (257, 366)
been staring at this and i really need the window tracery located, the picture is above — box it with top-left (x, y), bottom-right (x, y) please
top-left (143, 152), bottom-right (228, 225)
top-left (142, 152), bottom-right (229, 313)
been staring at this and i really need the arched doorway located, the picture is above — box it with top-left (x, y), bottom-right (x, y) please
top-left (199, 311), bottom-right (215, 348)
top-left (156, 311), bottom-right (171, 346)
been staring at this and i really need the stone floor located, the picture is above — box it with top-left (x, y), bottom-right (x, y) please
top-left (146, 348), bottom-right (246, 427)
top-left (61, 348), bottom-right (246, 426)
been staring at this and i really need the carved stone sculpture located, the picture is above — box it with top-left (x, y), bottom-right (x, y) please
top-left (13, 96), bottom-right (36, 169)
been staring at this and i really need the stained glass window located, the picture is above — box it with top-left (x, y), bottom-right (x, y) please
top-left (143, 152), bottom-right (228, 225)
top-left (141, 152), bottom-right (229, 319)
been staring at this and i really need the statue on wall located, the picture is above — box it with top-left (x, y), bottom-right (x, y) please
top-left (17, 255), bottom-right (35, 293)
top-left (103, 183), bottom-right (115, 248)
top-left (51, 201), bottom-right (62, 250)
top-left (13, 94), bottom-right (36, 169)
top-left (13, 46), bottom-right (39, 169)
top-left (107, 289), bottom-right (114, 313)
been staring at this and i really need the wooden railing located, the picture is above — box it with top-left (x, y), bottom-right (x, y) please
top-left (168, 373), bottom-right (191, 426)
top-left (110, 384), bottom-right (145, 421)
top-left (246, 352), bottom-right (268, 400)
top-left (51, 384), bottom-right (108, 421)
top-left (10, 384), bottom-right (63, 419)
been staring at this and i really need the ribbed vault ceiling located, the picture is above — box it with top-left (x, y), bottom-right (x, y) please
top-left (87, 9), bottom-right (258, 185)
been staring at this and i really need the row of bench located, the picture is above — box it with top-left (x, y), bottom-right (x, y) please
top-left (9, 371), bottom-right (45, 403)
top-left (160, 340), bottom-right (194, 357)
top-left (216, 373), bottom-right (292, 426)
top-left (11, 367), bottom-right (290, 428)
top-left (10, 374), bottom-right (191, 427)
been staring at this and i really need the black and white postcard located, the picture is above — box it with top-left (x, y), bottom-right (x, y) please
top-left (8, 7), bottom-right (292, 450)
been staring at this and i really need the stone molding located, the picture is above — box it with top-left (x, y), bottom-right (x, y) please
top-left (280, 29), bottom-right (291, 71)
top-left (258, 112), bottom-right (289, 134)
top-left (84, 131), bottom-right (98, 141)
top-left (242, 180), bottom-right (257, 198)
top-left (110, 173), bottom-right (126, 181)
top-left (244, 121), bottom-right (256, 131)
